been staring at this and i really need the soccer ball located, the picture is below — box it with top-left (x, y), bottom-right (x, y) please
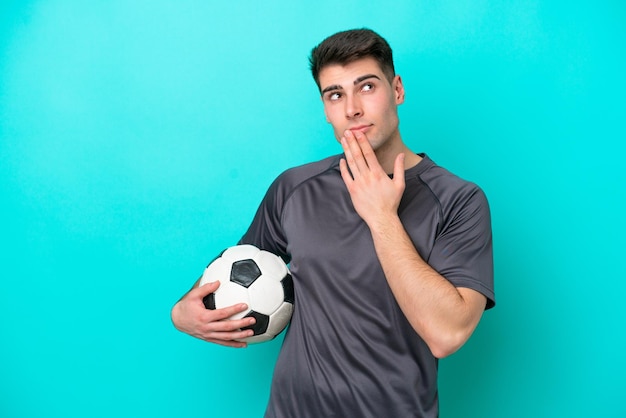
top-left (199, 244), bottom-right (294, 344)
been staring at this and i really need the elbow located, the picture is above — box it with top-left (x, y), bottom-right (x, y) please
top-left (425, 329), bottom-right (472, 359)
top-left (421, 310), bottom-right (485, 358)
top-left (429, 343), bottom-right (460, 359)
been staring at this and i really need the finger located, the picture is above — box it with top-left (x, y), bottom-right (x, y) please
top-left (203, 320), bottom-right (256, 344)
top-left (343, 130), bottom-right (369, 174)
top-left (206, 337), bottom-right (249, 348)
top-left (197, 279), bottom-right (220, 296)
top-left (393, 153), bottom-right (406, 188)
top-left (207, 302), bottom-right (251, 320)
top-left (340, 135), bottom-right (359, 178)
top-left (339, 158), bottom-right (354, 186)
top-left (203, 323), bottom-right (255, 344)
top-left (352, 130), bottom-right (379, 170)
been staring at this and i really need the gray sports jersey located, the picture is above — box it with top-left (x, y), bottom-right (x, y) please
top-left (239, 154), bottom-right (495, 418)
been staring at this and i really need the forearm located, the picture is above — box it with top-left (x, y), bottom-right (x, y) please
top-left (337, 130), bottom-right (486, 356)
top-left (368, 214), bottom-right (485, 358)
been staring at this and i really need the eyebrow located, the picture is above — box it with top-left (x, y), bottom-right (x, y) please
top-left (321, 74), bottom-right (381, 95)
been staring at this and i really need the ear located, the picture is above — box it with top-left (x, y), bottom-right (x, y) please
top-left (393, 75), bottom-right (405, 105)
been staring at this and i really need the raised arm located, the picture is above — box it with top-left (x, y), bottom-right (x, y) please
top-left (339, 130), bottom-right (487, 358)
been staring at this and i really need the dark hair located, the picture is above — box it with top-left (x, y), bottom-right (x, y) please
top-left (309, 28), bottom-right (395, 91)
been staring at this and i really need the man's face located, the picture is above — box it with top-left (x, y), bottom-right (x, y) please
top-left (318, 57), bottom-right (405, 152)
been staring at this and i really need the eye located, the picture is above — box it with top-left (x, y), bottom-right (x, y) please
top-left (361, 83), bottom-right (374, 92)
top-left (327, 92), bottom-right (342, 101)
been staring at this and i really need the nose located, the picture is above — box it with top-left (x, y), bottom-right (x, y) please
top-left (345, 95), bottom-right (363, 119)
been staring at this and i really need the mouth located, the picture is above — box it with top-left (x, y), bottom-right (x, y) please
top-left (349, 124), bottom-right (373, 134)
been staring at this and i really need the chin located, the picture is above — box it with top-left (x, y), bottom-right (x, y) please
top-left (368, 137), bottom-right (386, 151)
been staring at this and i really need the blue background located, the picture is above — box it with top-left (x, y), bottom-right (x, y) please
top-left (1, 1), bottom-right (624, 417)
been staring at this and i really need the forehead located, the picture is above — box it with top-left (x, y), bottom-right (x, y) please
top-left (318, 57), bottom-right (386, 90)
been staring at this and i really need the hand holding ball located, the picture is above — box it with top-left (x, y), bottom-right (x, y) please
top-left (200, 245), bottom-right (294, 344)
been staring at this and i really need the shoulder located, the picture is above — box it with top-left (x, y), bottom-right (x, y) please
top-left (256, 154), bottom-right (342, 213)
top-left (412, 154), bottom-right (489, 213)
top-left (271, 154), bottom-right (342, 194)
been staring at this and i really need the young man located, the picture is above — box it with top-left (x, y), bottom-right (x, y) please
top-left (172, 29), bottom-right (495, 417)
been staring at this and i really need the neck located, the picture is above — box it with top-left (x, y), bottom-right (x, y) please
top-left (375, 136), bottom-right (422, 174)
